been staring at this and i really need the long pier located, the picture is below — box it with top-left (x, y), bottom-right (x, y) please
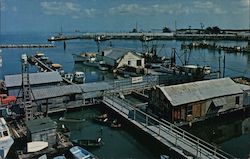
top-left (48, 32), bottom-right (250, 42)
top-left (103, 96), bottom-right (236, 159)
top-left (0, 44), bottom-right (55, 48)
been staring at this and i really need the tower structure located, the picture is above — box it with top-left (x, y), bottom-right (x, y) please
top-left (21, 54), bottom-right (34, 121)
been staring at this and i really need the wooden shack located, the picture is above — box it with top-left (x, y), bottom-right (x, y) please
top-left (99, 48), bottom-right (145, 69)
top-left (25, 117), bottom-right (57, 148)
top-left (149, 78), bottom-right (249, 123)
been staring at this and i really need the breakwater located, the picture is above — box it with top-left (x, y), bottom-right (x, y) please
top-left (48, 32), bottom-right (250, 42)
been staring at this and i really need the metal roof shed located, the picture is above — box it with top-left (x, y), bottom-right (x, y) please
top-left (25, 117), bottom-right (57, 134)
top-left (159, 78), bottom-right (243, 106)
top-left (5, 72), bottom-right (63, 88)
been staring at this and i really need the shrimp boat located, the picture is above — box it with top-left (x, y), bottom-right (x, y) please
top-left (0, 117), bottom-right (14, 159)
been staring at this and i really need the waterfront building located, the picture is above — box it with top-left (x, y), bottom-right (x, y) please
top-left (149, 78), bottom-right (250, 123)
top-left (25, 117), bottom-right (57, 148)
top-left (5, 72), bottom-right (63, 94)
top-left (99, 48), bottom-right (145, 70)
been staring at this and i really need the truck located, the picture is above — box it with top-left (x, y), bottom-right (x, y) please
top-left (0, 94), bottom-right (16, 105)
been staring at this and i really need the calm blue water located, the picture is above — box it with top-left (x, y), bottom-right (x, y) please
top-left (1, 33), bottom-right (250, 158)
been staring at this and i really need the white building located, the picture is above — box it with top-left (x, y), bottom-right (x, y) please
top-left (99, 48), bottom-right (145, 69)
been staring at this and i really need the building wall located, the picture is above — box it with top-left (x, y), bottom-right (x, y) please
top-left (243, 91), bottom-right (250, 106)
top-left (29, 128), bottom-right (57, 148)
top-left (116, 52), bottom-right (145, 69)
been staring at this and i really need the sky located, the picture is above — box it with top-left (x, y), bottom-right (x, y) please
top-left (0, 0), bottom-right (250, 33)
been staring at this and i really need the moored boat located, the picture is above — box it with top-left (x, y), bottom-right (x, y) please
top-left (27, 141), bottom-right (48, 153)
top-left (70, 146), bottom-right (98, 159)
top-left (0, 117), bottom-right (14, 159)
top-left (72, 137), bottom-right (103, 148)
top-left (59, 117), bottom-right (86, 122)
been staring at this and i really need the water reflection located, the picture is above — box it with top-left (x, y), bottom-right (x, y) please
top-left (186, 116), bottom-right (250, 158)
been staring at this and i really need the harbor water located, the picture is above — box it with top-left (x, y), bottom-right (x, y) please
top-left (1, 33), bottom-right (250, 158)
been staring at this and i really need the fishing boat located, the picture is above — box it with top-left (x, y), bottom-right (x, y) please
top-left (0, 117), bottom-right (14, 159)
top-left (73, 52), bottom-right (97, 63)
top-left (70, 146), bottom-right (98, 159)
top-left (95, 114), bottom-right (108, 124)
top-left (72, 137), bottom-right (103, 148)
top-left (110, 119), bottom-right (122, 128)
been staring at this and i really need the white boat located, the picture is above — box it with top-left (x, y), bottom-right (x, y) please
top-left (70, 146), bottom-right (97, 159)
top-left (27, 141), bottom-right (48, 153)
top-left (98, 61), bottom-right (109, 71)
top-left (53, 155), bottom-right (66, 159)
top-left (160, 155), bottom-right (169, 159)
top-left (73, 71), bottom-right (85, 84)
top-left (0, 117), bottom-right (14, 159)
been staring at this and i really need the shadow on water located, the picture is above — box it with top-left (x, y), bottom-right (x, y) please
top-left (50, 105), bottom-right (165, 159)
top-left (182, 112), bottom-right (250, 158)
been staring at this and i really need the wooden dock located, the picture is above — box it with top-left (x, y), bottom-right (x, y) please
top-left (0, 44), bottom-right (55, 48)
top-left (103, 96), bottom-right (236, 159)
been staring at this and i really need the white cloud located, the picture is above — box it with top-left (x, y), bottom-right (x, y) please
top-left (12, 6), bottom-right (17, 12)
top-left (108, 3), bottom-right (190, 16)
top-left (0, 0), bottom-right (6, 11)
top-left (192, 1), bottom-right (226, 14)
top-left (40, 1), bottom-right (80, 15)
top-left (240, 0), bottom-right (250, 6)
top-left (41, 1), bottom-right (97, 18)
top-left (84, 8), bottom-right (96, 17)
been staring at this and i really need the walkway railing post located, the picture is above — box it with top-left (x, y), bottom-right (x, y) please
top-left (158, 125), bottom-right (161, 135)
top-left (196, 139), bottom-right (200, 157)
top-left (133, 109), bottom-right (136, 120)
top-left (146, 115), bottom-right (148, 126)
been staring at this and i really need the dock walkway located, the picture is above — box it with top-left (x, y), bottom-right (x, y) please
top-left (103, 96), bottom-right (236, 159)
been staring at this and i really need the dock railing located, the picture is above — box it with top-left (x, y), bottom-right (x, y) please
top-left (103, 96), bottom-right (236, 159)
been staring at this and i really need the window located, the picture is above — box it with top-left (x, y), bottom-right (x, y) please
top-left (69, 94), bottom-right (76, 101)
top-left (236, 96), bottom-right (240, 105)
top-left (3, 131), bottom-right (8, 137)
top-left (137, 60), bottom-right (141, 66)
top-left (128, 61), bottom-right (131, 65)
top-left (187, 105), bottom-right (192, 115)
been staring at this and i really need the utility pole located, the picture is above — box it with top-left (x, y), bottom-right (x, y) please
top-left (218, 49), bottom-right (221, 78)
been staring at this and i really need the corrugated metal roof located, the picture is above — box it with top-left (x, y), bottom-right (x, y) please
top-left (25, 117), bottom-right (57, 133)
top-left (159, 78), bottom-right (243, 106)
top-left (212, 98), bottom-right (227, 107)
top-left (5, 72), bottom-right (63, 88)
top-left (32, 85), bottom-right (82, 100)
top-left (81, 81), bottom-right (113, 92)
top-left (102, 48), bottom-right (136, 60)
top-left (30, 82), bottom-right (113, 100)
